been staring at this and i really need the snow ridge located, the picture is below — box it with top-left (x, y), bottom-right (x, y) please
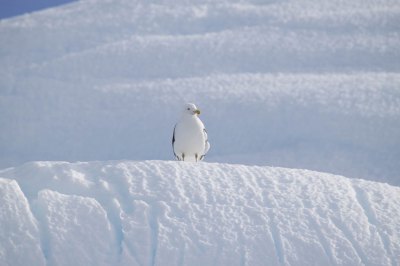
top-left (1, 0), bottom-right (400, 263)
top-left (1, 160), bottom-right (399, 266)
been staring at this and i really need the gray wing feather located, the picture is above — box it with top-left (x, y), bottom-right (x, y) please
top-left (172, 125), bottom-right (178, 158)
top-left (203, 128), bottom-right (210, 155)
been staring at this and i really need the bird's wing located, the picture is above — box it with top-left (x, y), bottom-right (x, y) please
top-left (203, 128), bottom-right (210, 154)
top-left (172, 125), bottom-right (178, 158)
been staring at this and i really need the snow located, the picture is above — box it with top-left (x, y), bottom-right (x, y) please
top-left (0, 0), bottom-right (399, 185)
top-left (1, 0), bottom-right (400, 264)
top-left (1, 160), bottom-right (400, 265)
top-left (0, 178), bottom-right (45, 266)
top-left (35, 190), bottom-right (118, 266)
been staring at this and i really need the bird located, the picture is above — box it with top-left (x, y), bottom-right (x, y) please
top-left (172, 103), bottom-right (210, 162)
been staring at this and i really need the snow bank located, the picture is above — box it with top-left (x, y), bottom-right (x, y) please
top-left (0, 179), bottom-right (45, 266)
top-left (1, 160), bottom-right (399, 265)
top-left (1, 1), bottom-right (399, 265)
top-left (0, 0), bottom-right (399, 184)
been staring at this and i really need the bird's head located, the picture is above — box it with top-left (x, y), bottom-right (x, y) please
top-left (183, 103), bottom-right (201, 116)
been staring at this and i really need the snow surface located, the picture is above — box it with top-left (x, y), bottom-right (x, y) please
top-left (0, 0), bottom-right (399, 185)
top-left (1, 160), bottom-right (400, 266)
top-left (1, 1), bottom-right (400, 264)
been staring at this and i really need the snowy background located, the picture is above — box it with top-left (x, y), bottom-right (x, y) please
top-left (1, 0), bottom-right (400, 265)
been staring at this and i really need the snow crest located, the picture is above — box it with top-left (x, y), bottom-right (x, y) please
top-left (1, 160), bottom-right (399, 265)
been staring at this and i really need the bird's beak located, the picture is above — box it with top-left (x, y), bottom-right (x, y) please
top-left (194, 109), bottom-right (201, 115)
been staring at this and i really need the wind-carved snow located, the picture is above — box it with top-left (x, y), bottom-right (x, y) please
top-left (34, 190), bottom-right (118, 266)
top-left (0, 0), bottom-right (400, 185)
top-left (0, 179), bottom-right (45, 266)
top-left (1, 160), bottom-right (399, 266)
top-left (0, 1), bottom-right (400, 264)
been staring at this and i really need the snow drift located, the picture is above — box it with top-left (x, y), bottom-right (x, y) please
top-left (0, 0), bottom-right (400, 185)
top-left (1, 160), bottom-right (400, 266)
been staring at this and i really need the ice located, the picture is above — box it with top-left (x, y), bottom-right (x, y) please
top-left (1, 161), bottom-right (400, 265)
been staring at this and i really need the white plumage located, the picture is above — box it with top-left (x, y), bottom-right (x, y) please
top-left (172, 103), bottom-right (210, 162)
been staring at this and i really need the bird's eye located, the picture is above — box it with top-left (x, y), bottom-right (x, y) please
top-left (187, 108), bottom-right (190, 110)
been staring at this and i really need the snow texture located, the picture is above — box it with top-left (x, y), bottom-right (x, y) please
top-left (0, 0), bottom-right (399, 185)
top-left (1, 1), bottom-right (400, 265)
top-left (1, 160), bottom-right (400, 266)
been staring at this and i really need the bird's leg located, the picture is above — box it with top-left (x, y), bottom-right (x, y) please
top-left (195, 153), bottom-right (198, 162)
top-left (182, 153), bottom-right (185, 161)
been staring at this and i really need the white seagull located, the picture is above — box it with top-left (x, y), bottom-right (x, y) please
top-left (172, 103), bottom-right (210, 162)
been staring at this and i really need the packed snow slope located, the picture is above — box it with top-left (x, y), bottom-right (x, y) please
top-left (1, 0), bottom-right (400, 185)
top-left (1, 160), bottom-right (400, 266)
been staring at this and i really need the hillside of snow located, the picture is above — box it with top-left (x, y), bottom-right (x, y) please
top-left (1, 160), bottom-right (400, 266)
top-left (0, 0), bottom-right (399, 185)
top-left (1, 1), bottom-right (400, 264)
